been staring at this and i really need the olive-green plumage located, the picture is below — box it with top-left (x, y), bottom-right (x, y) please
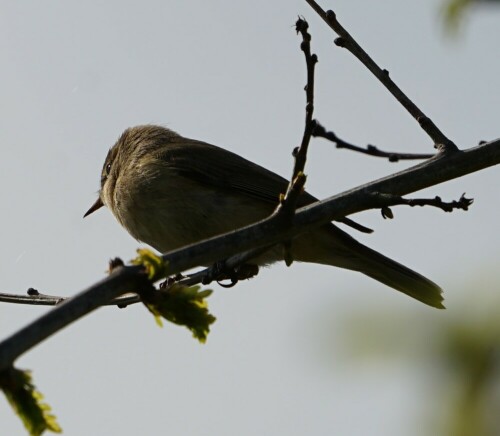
top-left (85, 125), bottom-right (444, 309)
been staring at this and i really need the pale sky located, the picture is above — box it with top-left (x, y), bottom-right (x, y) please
top-left (1, 1), bottom-right (499, 435)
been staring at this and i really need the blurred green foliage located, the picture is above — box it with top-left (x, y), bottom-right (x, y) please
top-left (442, 0), bottom-right (500, 32)
top-left (337, 278), bottom-right (500, 436)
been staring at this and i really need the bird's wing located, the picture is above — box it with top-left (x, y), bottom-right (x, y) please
top-left (157, 136), bottom-right (372, 233)
top-left (156, 136), bottom-right (318, 207)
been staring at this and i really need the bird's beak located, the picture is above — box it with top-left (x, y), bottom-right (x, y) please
top-left (84, 197), bottom-right (104, 218)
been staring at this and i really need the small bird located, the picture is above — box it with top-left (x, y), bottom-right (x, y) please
top-left (85, 125), bottom-right (444, 308)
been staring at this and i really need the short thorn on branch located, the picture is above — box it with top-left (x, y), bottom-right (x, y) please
top-left (312, 121), bottom-right (435, 161)
top-left (379, 193), bottom-right (474, 219)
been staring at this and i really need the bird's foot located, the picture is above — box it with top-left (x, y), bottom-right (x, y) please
top-left (202, 261), bottom-right (259, 287)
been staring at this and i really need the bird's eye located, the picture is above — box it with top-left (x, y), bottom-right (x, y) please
top-left (106, 162), bottom-right (112, 175)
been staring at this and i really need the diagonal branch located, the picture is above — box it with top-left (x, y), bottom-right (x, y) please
top-left (303, 0), bottom-right (458, 152)
top-left (0, 138), bottom-right (499, 372)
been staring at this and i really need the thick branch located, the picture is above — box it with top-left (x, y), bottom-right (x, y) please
top-left (0, 139), bottom-right (498, 371)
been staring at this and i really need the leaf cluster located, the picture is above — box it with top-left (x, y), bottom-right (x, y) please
top-left (0, 367), bottom-right (61, 436)
top-left (144, 283), bottom-right (216, 343)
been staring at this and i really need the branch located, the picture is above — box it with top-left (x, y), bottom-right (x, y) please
top-left (1, 138), bottom-right (498, 371)
top-left (0, 288), bottom-right (140, 307)
top-left (376, 193), bottom-right (474, 219)
top-left (271, 17), bottom-right (318, 265)
top-left (289, 17), bottom-right (317, 181)
top-left (278, 17), bottom-right (318, 213)
top-left (313, 121), bottom-right (435, 162)
top-left (303, 0), bottom-right (458, 152)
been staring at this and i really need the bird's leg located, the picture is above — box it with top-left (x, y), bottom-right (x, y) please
top-left (202, 261), bottom-right (259, 287)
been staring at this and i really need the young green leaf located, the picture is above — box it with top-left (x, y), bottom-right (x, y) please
top-left (143, 283), bottom-right (216, 343)
top-left (131, 248), bottom-right (169, 282)
top-left (0, 366), bottom-right (62, 436)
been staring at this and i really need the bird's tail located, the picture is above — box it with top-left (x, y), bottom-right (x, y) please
top-left (348, 243), bottom-right (444, 309)
top-left (295, 225), bottom-right (445, 309)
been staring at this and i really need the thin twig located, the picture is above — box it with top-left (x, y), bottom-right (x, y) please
top-left (291, 17), bottom-right (317, 180)
top-left (313, 121), bottom-right (435, 162)
top-left (279, 17), bottom-right (318, 214)
top-left (376, 193), bottom-right (474, 219)
top-left (272, 17), bottom-right (319, 266)
top-left (0, 290), bottom-right (140, 307)
top-left (303, 0), bottom-right (458, 153)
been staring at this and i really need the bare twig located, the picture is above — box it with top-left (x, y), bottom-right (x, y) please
top-left (303, 0), bottom-right (458, 153)
top-left (0, 290), bottom-right (140, 307)
top-left (313, 121), bottom-right (435, 162)
top-left (271, 17), bottom-right (319, 266)
top-left (291, 17), bottom-right (318, 179)
top-left (377, 193), bottom-right (474, 219)
top-left (279, 17), bottom-right (318, 213)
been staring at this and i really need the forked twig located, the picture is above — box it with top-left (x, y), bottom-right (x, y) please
top-left (303, 0), bottom-right (458, 153)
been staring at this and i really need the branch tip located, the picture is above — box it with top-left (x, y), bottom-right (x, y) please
top-left (325, 9), bottom-right (336, 21)
top-left (295, 16), bottom-right (309, 34)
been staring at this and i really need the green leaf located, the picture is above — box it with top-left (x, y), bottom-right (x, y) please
top-left (0, 366), bottom-right (62, 436)
top-left (143, 284), bottom-right (216, 343)
top-left (130, 248), bottom-right (169, 282)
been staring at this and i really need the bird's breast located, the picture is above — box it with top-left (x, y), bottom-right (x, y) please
top-left (111, 169), bottom-right (272, 256)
